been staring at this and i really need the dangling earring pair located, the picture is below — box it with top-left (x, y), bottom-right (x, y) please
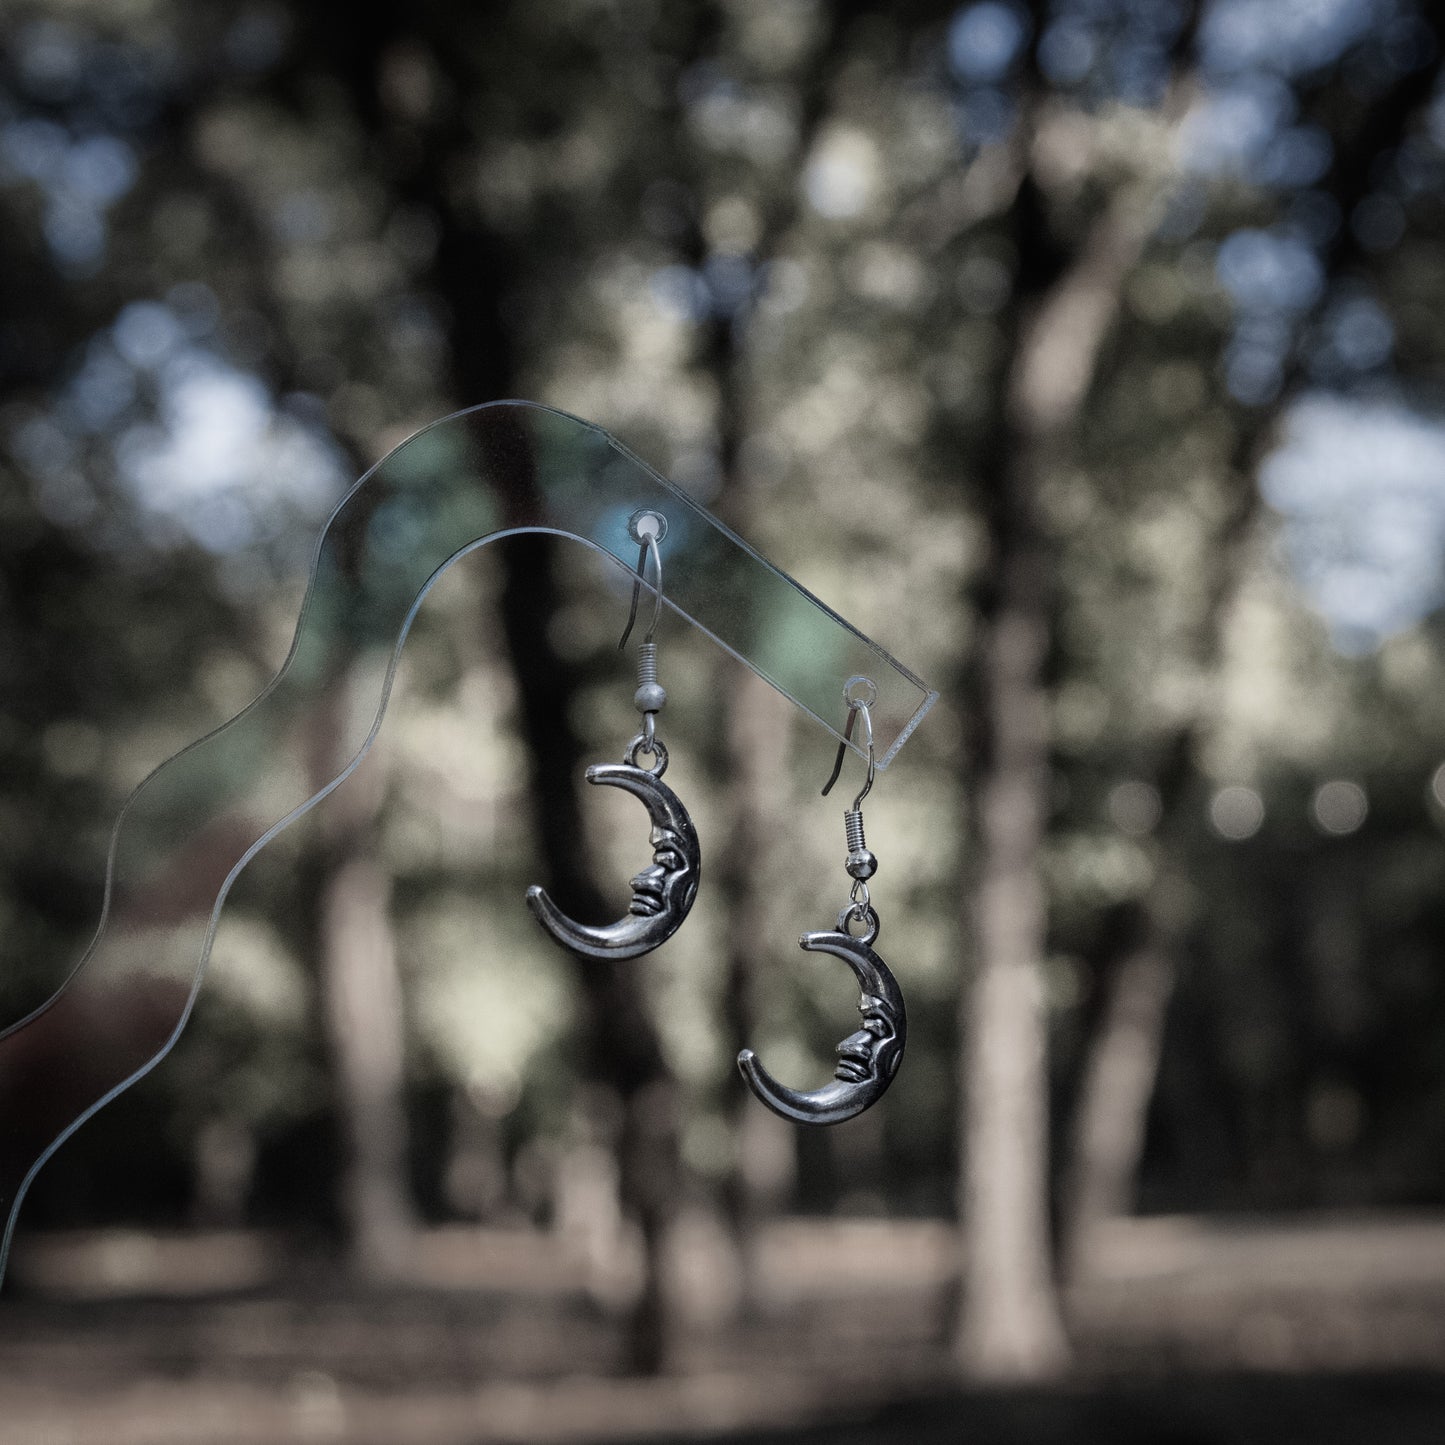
top-left (526, 517), bottom-right (905, 1125)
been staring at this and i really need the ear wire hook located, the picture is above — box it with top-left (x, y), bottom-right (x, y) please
top-left (821, 707), bottom-right (858, 799)
top-left (822, 680), bottom-right (876, 810)
top-left (619, 511), bottom-right (666, 650)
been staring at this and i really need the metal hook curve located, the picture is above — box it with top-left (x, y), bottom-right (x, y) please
top-left (618, 513), bottom-right (665, 650)
top-left (821, 692), bottom-right (875, 810)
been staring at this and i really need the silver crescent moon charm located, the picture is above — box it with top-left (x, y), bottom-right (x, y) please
top-left (737, 928), bottom-right (906, 1126)
top-left (526, 762), bottom-right (701, 960)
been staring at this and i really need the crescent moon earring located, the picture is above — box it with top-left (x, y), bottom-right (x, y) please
top-left (526, 510), bottom-right (701, 960)
top-left (738, 680), bottom-right (907, 1126)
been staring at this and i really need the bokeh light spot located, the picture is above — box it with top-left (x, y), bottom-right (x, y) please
top-left (1210, 785), bottom-right (1265, 841)
top-left (1108, 780), bottom-right (1163, 837)
top-left (1312, 779), bottom-right (1367, 835)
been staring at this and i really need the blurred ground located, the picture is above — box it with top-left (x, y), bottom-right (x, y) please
top-left (3, 1214), bottom-right (1445, 1444)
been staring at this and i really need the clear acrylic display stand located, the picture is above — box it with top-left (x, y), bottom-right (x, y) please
top-left (0, 401), bottom-right (937, 1279)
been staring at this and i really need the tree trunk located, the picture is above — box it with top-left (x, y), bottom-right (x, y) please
top-left (298, 0), bottom-right (692, 1363)
top-left (1061, 919), bottom-right (1177, 1281)
top-left (956, 175), bottom-right (1164, 1378)
top-left (718, 667), bottom-right (798, 1301)
top-left (310, 682), bottom-right (416, 1280)
top-left (190, 1116), bottom-right (257, 1229)
top-left (957, 509), bottom-right (1070, 1378)
top-left (678, 3), bottom-right (863, 1298)
top-left (318, 848), bottom-right (414, 1278)
top-left (499, 528), bottom-right (682, 1376)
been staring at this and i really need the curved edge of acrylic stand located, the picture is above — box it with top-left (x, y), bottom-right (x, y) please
top-left (0, 527), bottom-right (649, 1281)
top-left (0, 400), bottom-right (937, 1283)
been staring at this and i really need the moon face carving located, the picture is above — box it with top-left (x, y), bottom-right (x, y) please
top-left (737, 929), bottom-right (906, 1126)
top-left (526, 762), bottom-right (700, 960)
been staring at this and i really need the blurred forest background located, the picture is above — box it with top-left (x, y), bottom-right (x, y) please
top-left (4, 0), bottom-right (1445, 1440)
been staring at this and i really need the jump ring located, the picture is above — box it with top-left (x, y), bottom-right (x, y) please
top-left (624, 733), bottom-right (668, 776)
top-left (836, 902), bottom-right (881, 946)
